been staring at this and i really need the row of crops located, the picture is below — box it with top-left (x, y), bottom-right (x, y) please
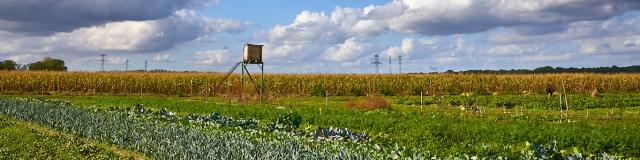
top-left (0, 98), bottom-right (375, 159)
top-left (393, 94), bottom-right (640, 110)
top-left (0, 97), bottom-right (622, 159)
top-left (0, 114), bottom-right (126, 159)
top-left (0, 71), bottom-right (638, 96)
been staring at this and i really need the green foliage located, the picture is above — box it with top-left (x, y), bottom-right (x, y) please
top-left (5, 95), bottom-right (640, 158)
top-left (269, 111), bottom-right (303, 131)
top-left (445, 84), bottom-right (458, 95)
top-left (410, 85), bottom-right (423, 95)
top-left (0, 98), bottom-right (374, 159)
top-left (387, 94), bottom-right (640, 110)
top-left (380, 87), bottom-right (395, 96)
top-left (445, 96), bottom-right (463, 106)
top-left (28, 57), bottom-right (67, 71)
top-left (279, 111), bottom-right (303, 128)
top-left (0, 115), bottom-right (125, 159)
top-left (0, 60), bottom-right (17, 70)
top-left (310, 84), bottom-right (326, 97)
top-left (492, 97), bottom-right (520, 109)
top-left (176, 90), bottom-right (187, 97)
top-left (349, 87), bottom-right (365, 97)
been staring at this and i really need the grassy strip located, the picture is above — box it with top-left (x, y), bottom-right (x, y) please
top-left (0, 114), bottom-right (143, 159)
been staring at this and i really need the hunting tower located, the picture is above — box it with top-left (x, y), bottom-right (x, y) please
top-left (243, 44), bottom-right (263, 64)
top-left (214, 43), bottom-right (265, 102)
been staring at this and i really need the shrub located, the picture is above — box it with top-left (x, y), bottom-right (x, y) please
top-left (380, 87), bottom-right (394, 96)
top-left (268, 111), bottom-right (303, 131)
top-left (411, 85), bottom-right (423, 96)
top-left (310, 84), bottom-right (326, 97)
top-left (350, 87), bottom-right (365, 97)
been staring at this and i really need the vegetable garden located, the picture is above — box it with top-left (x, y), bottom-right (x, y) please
top-left (0, 71), bottom-right (639, 159)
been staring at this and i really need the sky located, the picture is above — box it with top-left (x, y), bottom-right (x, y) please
top-left (1, 0), bottom-right (640, 73)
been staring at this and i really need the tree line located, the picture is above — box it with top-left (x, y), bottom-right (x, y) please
top-left (456, 65), bottom-right (640, 74)
top-left (0, 57), bottom-right (67, 71)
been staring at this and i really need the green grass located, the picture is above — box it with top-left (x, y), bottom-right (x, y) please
top-left (5, 94), bottom-right (639, 158)
top-left (0, 114), bottom-right (143, 159)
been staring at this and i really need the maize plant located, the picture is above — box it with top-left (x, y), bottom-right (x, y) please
top-left (1, 71), bottom-right (639, 97)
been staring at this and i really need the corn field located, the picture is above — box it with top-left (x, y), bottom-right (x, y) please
top-left (1, 71), bottom-right (639, 96)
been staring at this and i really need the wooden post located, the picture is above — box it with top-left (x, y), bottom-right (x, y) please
top-left (503, 105), bottom-right (506, 114)
top-left (205, 81), bottom-right (209, 103)
top-left (260, 63), bottom-right (264, 103)
top-left (428, 79), bottom-right (432, 96)
top-left (586, 109), bottom-right (589, 118)
top-left (226, 81), bottom-right (230, 103)
top-left (227, 81), bottom-right (231, 103)
top-left (325, 90), bottom-right (328, 107)
top-left (562, 80), bottom-right (570, 117)
top-left (240, 63), bottom-right (244, 102)
top-left (559, 93), bottom-right (563, 119)
top-left (420, 92), bottom-right (423, 109)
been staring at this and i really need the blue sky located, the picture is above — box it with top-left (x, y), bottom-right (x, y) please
top-left (1, 0), bottom-right (639, 73)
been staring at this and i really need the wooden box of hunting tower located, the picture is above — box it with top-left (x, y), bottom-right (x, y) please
top-left (243, 44), bottom-right (263, 64)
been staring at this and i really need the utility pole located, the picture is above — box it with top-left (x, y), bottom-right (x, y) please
top-left (144, 60), bottom-right (148, 72)
top-left (371, 55), bottom-right (382, 74)
top-left (96, 54), bottom-right (109, 72)
top-left (388, 56), bottom-right (392, 74)
top-left (398, 55), bottom-right (402, 74)
top-left (125, 59), bottom-right (129, 72)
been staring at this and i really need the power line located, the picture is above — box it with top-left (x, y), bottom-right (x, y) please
top-left (398, 55), bottom-right (402, 74)
top-left (144, 60), bottom-right (148, 72)
top-left (125, 59), bottom-right (129, 71)
top-left (96, 54), bottom-right (109, 72)
top-left (371, 55), bottom-right (382, 74)
top-left (388, 56), bottom-right (392, 74)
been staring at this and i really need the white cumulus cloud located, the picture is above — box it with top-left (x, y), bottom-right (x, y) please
top-left (192, 49), bottom-right (233, 65)
top-left (323, 37), bottom-right (374, 62)
top-left (152, 53), bottom-right (177, 63)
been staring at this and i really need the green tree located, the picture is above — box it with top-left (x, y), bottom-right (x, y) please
top-left (0, 60), bottom-right (18, 70)
top-left (28, 57), bottom-right (67, 71)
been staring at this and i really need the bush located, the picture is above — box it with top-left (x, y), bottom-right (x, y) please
top-left (493, 97), bottom-right (519, 109)
top-left (310, 84), bottom-right (326, 97)
top-left (268, 111), bottom-right (303, 131)
top-left (411, 85), bottom-right (423, 96)
top-left (380, 87), bottom-right (394, 96)
top-left (445, 96), bottom-right (463, 106)
top-left (350, 87), bottom-right (365, 97)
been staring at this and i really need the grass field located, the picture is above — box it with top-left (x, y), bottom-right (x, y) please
top-left (1, 71), bottom-right (639, 159)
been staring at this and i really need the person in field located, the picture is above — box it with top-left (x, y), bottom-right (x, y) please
top-left (545, 84), bottom-right (555, 97)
